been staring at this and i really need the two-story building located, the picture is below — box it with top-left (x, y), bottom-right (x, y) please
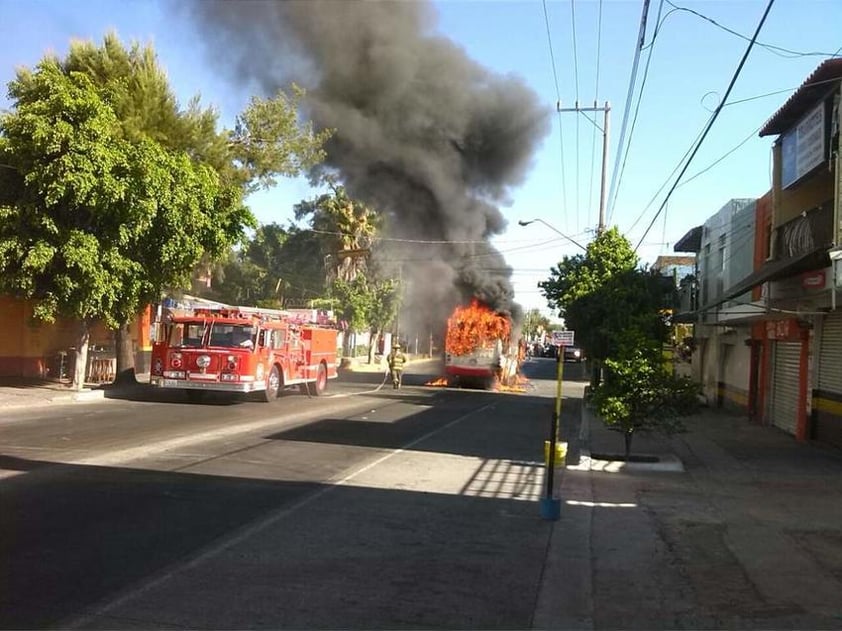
top-left (673, 58), bottom-right (842, 448)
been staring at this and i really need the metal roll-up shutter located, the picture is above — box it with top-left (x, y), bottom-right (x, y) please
top-left (771, 341), bottom-right (801, 435)
top-left (819, 312), bottom-right (842, 392)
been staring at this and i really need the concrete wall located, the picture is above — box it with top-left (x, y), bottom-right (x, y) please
top-left (698, 199), bottom-right (755, 309)
top-left (0, 295), bottom-right (149, 379)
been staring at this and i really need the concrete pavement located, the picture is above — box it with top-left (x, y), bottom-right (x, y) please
top-left (543, 404), bottom-right (842, 629)
top-left (2, 366), bottom-right (842, 628)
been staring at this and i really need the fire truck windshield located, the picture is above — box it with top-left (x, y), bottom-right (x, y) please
top-left (178, 323), bottom-right (204, 348)
top-left (168, 322), bottom-right (257, 349)
top-left (209, 323), bottom-right (257, 349)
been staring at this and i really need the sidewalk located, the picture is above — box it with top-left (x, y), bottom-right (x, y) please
top-left (0, 377), bottom-right (111, 410)
top-left (544, 403), bottom-right (842, 629)
top-left (0, 354), bottom-right (432, 412)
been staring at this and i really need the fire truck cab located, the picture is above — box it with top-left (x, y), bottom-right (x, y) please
top-left (150, 305), bottom-right (339, 402)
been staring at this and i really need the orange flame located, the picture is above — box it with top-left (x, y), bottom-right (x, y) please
top-left (425, 377), bottom-right (449, 387)
top-left (446, 298), bottom-right (511, 356)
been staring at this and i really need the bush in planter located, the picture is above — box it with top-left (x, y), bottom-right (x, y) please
top-left (592, 334), bottom-right (701, 460)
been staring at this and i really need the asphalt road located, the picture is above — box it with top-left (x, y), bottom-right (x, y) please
top-left (0, 357), bottom-right (589, 630)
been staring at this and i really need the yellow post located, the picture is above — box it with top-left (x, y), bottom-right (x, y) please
top-left (554, 350), bottom-right (564, 437)
top-left (544, 351), bottom-right (567, 466)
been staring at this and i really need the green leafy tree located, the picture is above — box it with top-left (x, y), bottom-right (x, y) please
top-left (591, 332), bottom-right (700, 459)
top-left (330, 275), bottom-right (373, 357)
top-left (202, 249), bottom-right (268, 307)
top-left (0, 34), bottom-right (330, 386)
top-left (248, 224), bottom-right (328, 307)
top-left (328, 272), bottom-right (401, 362)
top-left (365, 277), bottom-right (402, 364)
top-left (539, 228), bottom-right (635, 386)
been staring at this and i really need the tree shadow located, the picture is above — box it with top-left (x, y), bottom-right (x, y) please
top-left (0, 448), bottom-right (561, 630)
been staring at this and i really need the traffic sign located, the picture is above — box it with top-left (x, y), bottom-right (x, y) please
top-left (550, 330), bottom-right (575, 347)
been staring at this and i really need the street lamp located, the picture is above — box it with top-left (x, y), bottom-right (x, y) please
top-left (518, 219), bottom-right (587, 252)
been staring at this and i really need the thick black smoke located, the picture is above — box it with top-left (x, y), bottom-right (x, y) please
top-left (187, 0), bottom-right (550, 328)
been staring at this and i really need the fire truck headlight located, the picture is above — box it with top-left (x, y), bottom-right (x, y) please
top-left (153, 358), bottom-right (163, 374)
top-left (227, 355), bottom-right (237, 371)
top-left (171, 353), bottom-right (182, 368)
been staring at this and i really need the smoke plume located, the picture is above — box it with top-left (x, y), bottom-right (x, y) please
top-left (187, 0), bottom-right (550, 328)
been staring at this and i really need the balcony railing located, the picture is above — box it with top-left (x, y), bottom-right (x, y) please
top-left (774, 201), bottom-right (834, 259)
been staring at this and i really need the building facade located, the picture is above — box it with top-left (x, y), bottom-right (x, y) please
top-left (674, 59), bottom-right (842, 448)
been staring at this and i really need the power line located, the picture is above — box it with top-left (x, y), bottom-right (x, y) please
top-left (541, 0), bottom-right (569, 224)
top-left (664, 0), bottom-right (838, 59)
top-left (586, 0), bottom-right (604, 224)
top-left (634, 0), bottom-right (776, 253)
top-left (679, 124), bottom-right (763, 187)
top-left (570, 0), bottom-right (581, 231)
top-left (627, 74), bottom-right (838, 238)
top-left (606, 0), bottom-right (654, 227)
top-left (625, 116), bottom-right (709, 235)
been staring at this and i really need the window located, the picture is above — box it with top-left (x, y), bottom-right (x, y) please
top-left (209, 324), bottom-right (256, 348)
top-left (175, 323), bottom-right (205, 347)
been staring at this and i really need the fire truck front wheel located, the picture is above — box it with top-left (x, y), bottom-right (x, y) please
top-left (264, 365), bottom-right (282, 402)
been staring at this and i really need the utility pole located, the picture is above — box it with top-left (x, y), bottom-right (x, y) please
top-left (557, 101), bottom-right (611, 234)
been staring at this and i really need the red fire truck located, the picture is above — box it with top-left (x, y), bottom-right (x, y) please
top-left (149, 303), bottom-right (339, 402)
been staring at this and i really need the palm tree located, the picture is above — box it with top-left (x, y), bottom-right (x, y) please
top-left (295, 181), bottom-right (378, 282)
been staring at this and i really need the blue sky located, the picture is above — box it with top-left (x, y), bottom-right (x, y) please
top-left (1, 0), bottom-right (840, 318)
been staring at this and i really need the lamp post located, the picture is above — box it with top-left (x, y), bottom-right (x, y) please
top-left (518, 218), bottom-right (588, 252)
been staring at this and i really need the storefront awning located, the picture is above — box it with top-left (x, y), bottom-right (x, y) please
top-left (673, 247), bottom-right (830, 322)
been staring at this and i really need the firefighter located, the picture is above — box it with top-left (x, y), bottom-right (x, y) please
top-left (387, 343), bottom-right (406, 389)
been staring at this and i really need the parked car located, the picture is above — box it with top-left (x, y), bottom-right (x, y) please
top-left (563, 346), bottom-right (585, 362)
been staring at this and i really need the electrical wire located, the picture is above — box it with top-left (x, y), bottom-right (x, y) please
top-left (586, 0), bottom-right (604, 223)
top-left (634, 0), bottom-right (776, 253)
top-left (664, 0), bottom-right (838, 59)
top-left (570, 0), bottom-right (581, 231)
top-left (542, 0), bottom-right (569, 226)
top-left (606, 0), bottom-right (656, 228)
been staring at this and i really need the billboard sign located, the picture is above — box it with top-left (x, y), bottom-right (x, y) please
top-left (781, 102), bottom-right (826, 189)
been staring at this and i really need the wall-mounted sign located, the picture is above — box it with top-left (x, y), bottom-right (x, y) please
top-left (801, 270), bottom-right (827, 290)
top-left (766, 318), bottom-right (802, 341)
top-left (781, 102), bottom-right (826, 189)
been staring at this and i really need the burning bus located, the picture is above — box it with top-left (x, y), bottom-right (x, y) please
top-left (443, 298), bottom-right (519, 389)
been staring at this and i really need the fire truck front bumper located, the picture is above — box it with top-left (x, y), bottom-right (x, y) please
top-left (151, 376), bottom-right (266, 393)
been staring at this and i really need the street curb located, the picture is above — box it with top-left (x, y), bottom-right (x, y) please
top-left (575, 402), bottom-right (685, 473)
top-left (71, 389), bottom-right (106, 403)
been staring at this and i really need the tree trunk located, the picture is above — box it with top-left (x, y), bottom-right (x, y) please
top-left (72, 321), bottom-right (90, 392)
top-left (113, 321), bottom-right (137, 385)
top-left (590, 359), bottom-right (602, 390)
top-left (624, 430), bottom-right (634, 461)
top-left (341, 330), bottom-right (352, 358)
top-left (368, 330), bottom-right (381, 365)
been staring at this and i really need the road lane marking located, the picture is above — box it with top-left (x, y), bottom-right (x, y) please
top-left (65, 399), bottom-right (495, 629)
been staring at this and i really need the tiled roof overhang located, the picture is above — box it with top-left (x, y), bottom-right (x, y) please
top-left (759, 58), bottom-right (842, 137)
